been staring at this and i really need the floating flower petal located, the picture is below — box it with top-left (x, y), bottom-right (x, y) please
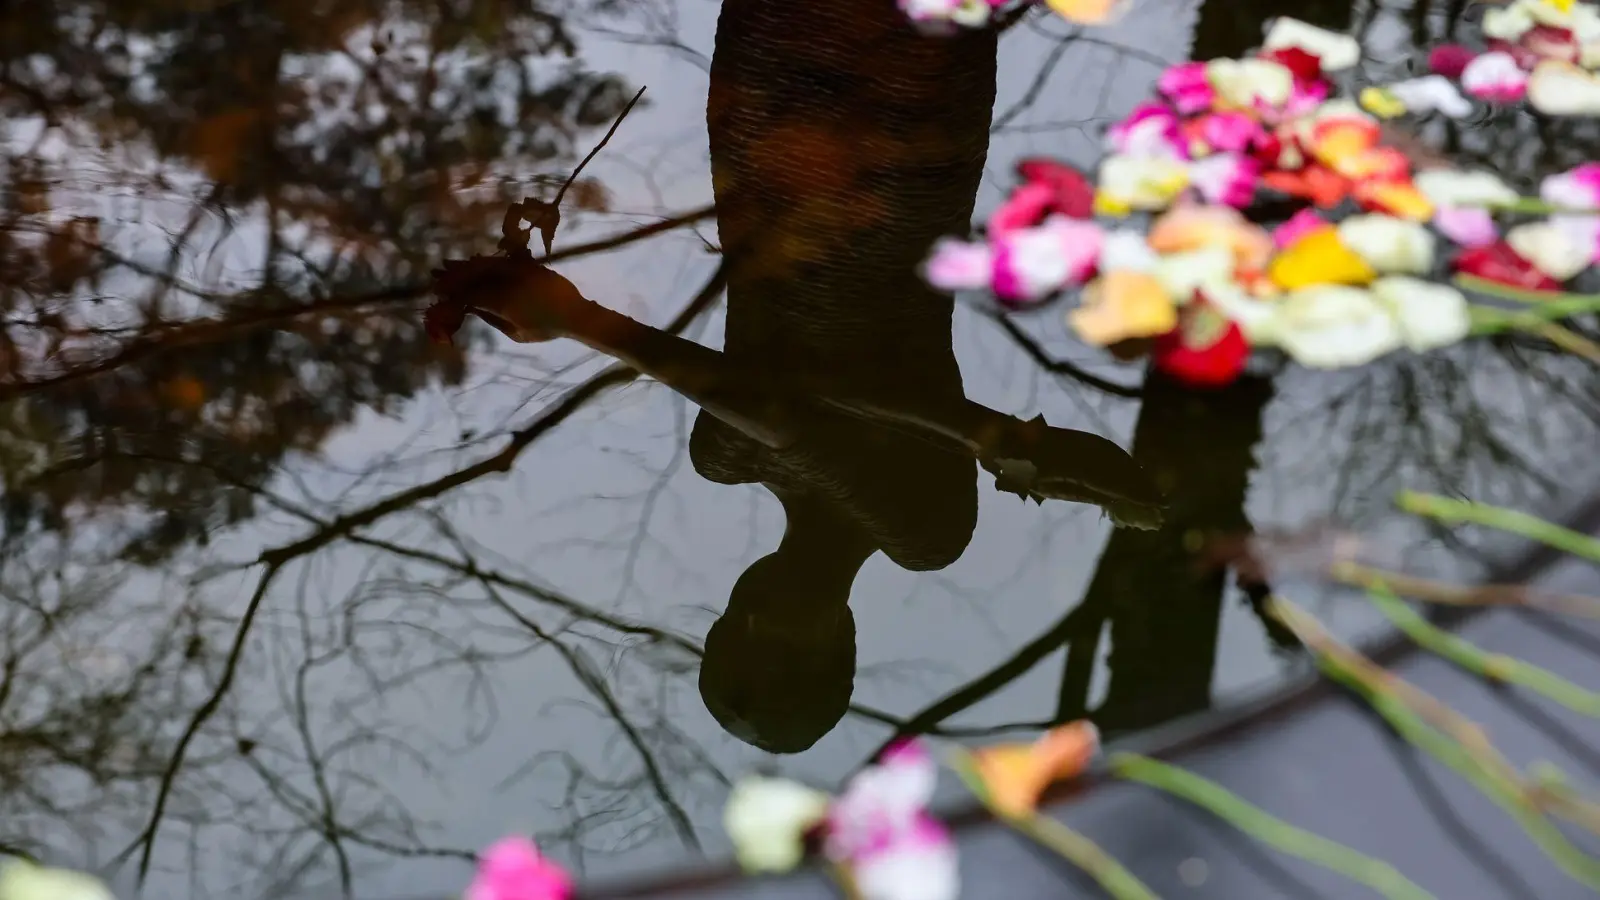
top-left (850, 815), bottom-right (960, 900)
top-left (1507, 220), bottom-right (1593, 280)
top-left (1527, 60), bottom-right (1600, 115)
top-left (1146, 204), bottom-right (1274, 272)
top-left (724, 777), bottom-right (832, 874)
top-left (1015, 157), bottom-right (1097, 220)
top-left (969, 722), bottom-right (1101, 817)
top-left (1428, 44), bottom-right (1478, 78)
top-left (1262, 18), bottom-right (1362, 71)
top-left (1196, 112), bottom-right (1265, 153)
top-left (1359, 86), bottom-right (1407, 118)
top-left (1069, 271), bottom-right (1179, 345)
top-left (1270, 285), bottom-right (1405, 369)
top-left (1153, 245), bottom-right (1237, 300)
top-left (467, 837), bottom-right (573, 900)
top-left (992, 216), bottom-right (1105, 304)
top-left (1540, 162), bottom-right (1600, 211)
top-left (1337, 215), bottom-right (1437, 274)
top-left (1385, 75), bottom-right (1474, 117)
top-left (1187, 152), bottom-right (1258, 207)
top-left (1433, 207), bottom-right (1500, 248)
top-left (1371, 276), bottom-right (1472, 352)
top-left (1353, 179), bottom-right (1436, 222)
top-left (1206, 58), bottom-right (1295, 111)
top-left (1461, 51), bottom-right (1530, 102)
top-left (1482, 3), bottom-right (1537, 42)
top-left (923, 238), bottom-right (994, 292)
top-left (1095, 154), bottom-right (1190, 214)
top-left (0, 862), bottom-right (115, 900)
top-left (1415, 170), bottom-right (1520, 208)
top-left (1273, 208), bottom-right (1328, 249)
top-left (1454, 240), bottom-right (1565, 291)
top-left (1158, 61), bottom-right (1217, 114)
top-left (1154, 305), bottom-right (1251, 387)
top-left (1107, 102), bottom-right (1188, 159)
top-left (1268, 226), bottom-right (1378, 289)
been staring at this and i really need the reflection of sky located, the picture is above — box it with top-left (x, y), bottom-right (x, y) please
top-left (9, 3), bottom-right (1600, 898)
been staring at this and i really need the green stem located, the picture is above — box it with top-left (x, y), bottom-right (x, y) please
top-left (1396, 492), bottom-right (1600, 564)
top-left (1473, 197), bottom-right (1600, 215)
top-left (1365, 584), bottom-right (1600, 717)
top-left (1329, 561), bottom-right (1600, 620)
top-left (827, 862), bottom-right (866, 900)
top-left (1454, 276), bottom-right (1600, 305)
top-left (946, 750), bottom-right (1158, 900)
top-left (1111, 754), bottom-right (1436, 900)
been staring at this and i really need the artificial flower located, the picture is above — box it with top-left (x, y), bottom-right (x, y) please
top-left (1527, 60), bottom-right (1600, 114)
top-left (1268, 226), bottom-right (1378, 289)
top-left (1069, 271), bottom-right (1179, 345)
top-left (1206, 58), bottom-right (1295, 111)
top-left (1099, 228), bottom-right (1162, 272)
top-left (1428, 44), bottom-right (1478, 78)
top-left (967, 721), bottom-right (1101, 817)
top-left (1187, 152), bottom-right (1258, 207)
top-left (1107, 103), bottom-right (1188, 159)
top-left (1262, 18), bottom-right (1362, 71)
top-left (1540, 162), bottom-right (1600, 211)
top-left (1370, 276), bottom-right (1473, 351)
top-left (723, 777), bottom-right (832, 873)
top-left (825, 741), bottom-right (958, 900)
top-left (1337, 215), bottom-right (1437, 274)
top-left (1154, 305), bottom-right (1252, 387)
top-left (1158, 61), bottom-right (1216, 114)
top-left (1266, 284), bottom-right (1405, 368)
top-left (466, 837), bottom-right (573, 900)
top-left (1382, 76), bottom-right (1474, 117)
top-left (1146, 204), bottom-right (1274, 273)
top-left (1454, 240), bottom-right (1565, 291)
top-left (1461, 51), bottom-right (1530, 102)
top-left (1094, 154), bottom-right (1190, 214)
top-left (0, 861), bottom-right (114, 900)
top-left (923, 238), bottom-right (993, 292)
top-left (991, 216), bottom-right (1105, 303)
top-left (1506, 220), bottom-right (1593, 280)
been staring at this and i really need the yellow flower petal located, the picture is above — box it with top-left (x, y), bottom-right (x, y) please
top-left (1147, 205), bottom-right (1274, 273)
top-left (971, 721), bottom-right (1101, 818)
top-left (1094, 191), bottom-right (1133, 217)
top-left (1069, 271), bottom-right (1179, 345)
top-left (1359, 86), bottom-right (1407, 119)
top-left (1358, 181), bottom-right (1436, 221)
top-left (1267, 226), bottom-right (1377, 290)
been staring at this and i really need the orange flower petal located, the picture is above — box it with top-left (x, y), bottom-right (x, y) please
top-left (1147, 205), bottom-right (1274, 273)
top-left (1353, 179), bottom-right (1436, 221)
top-left (972, 721), bottom-right (1101, 818)
top-left (1261, 166), bottom-right (1349, 208)
top-left (1069, 272), bottom-right (1179, 346)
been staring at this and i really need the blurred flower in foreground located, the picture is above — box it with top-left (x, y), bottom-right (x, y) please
top-left (724, 777), bottom-right (831, 873)
top-left (465, 837), bottom-right (572, 900)
top-left (826, 741), bottom-right (958, 900)
top-left (968, 721), bottom-right (1101, 817)
top-left (0, 862), bottom-right (113, 900)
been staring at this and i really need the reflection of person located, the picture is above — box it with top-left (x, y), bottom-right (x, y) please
top-left (433, 0), bottom-right (1158, 754)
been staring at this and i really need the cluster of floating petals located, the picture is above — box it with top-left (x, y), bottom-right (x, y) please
top-left (919, 12), bottom-right (1600, 388)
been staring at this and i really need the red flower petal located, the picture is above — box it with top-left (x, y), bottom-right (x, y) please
top-left (1520, 25), bottom-right (1580, 66)
top-left (1486, 38), bottom-right (1544, 70)
top-left (1260, 47), bottom-right (1324, 83)
top-left (1016, 157), bottom-right (1095, 219)
top-left (1154, 319), bottom-right (1249, 388)
top-left (1454, 241), bottom-right (1565, 292)
top-left (1427, 44), bottom-right (1476, 79)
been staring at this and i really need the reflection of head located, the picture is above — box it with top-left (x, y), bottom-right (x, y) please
top-left (699, 514), bottom-right (865, 754)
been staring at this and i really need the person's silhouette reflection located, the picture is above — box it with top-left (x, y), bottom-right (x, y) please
top-left (433, 0), bottom-right (1161, 753)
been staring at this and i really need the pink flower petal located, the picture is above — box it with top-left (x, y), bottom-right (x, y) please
top-left (1187, 153), bottom-right (1258, 208)
top-left (923, 238), bottom-right (995, 291)
top-left (1274, 208), bottom-right (1327, 249)
top-left (467, 837), bottom-right (572, 900)
top-left (1428, 44), bottom-right (1477, 79)
top-left (1158, 61), bottom-right (1216, 114)
top-left (1461, 51), bottom-right (1529, 103)
top-left (1199, 112), bottom-right (1265, 153)
top-left (992, 216), bottom-right (1104, 305)
top-left (988, 183), bottom-right (1055, 238)
top-left (1433, 206), bottom-right (1499, 248)
top-left (1108, 102), bottom-right (1187, 159)
top-left (851, 815), bottom-right (959, 900)
top-left (1522, 25), bottom-right (1581, 65)
top-left (1541, 163), bottom-right (1600, 211)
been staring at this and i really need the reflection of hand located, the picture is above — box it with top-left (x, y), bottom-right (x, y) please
top-left (426, 255), bottom-right (585, 344)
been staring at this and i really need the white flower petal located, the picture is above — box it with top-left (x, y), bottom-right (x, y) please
top-left (724, 777), bottom-right (831, 873)
top-left (1461, 51), bottom-right (1529, 102)
top-left (1099, 230), bottom-right (1160, 272)
top-left (1272, 286), bottom-right (1405, 369)
top-left (1336, 215), bottom-right (1436, 275)
top-left (1528, 60), bottom-right (1600, 116)
top-left (1203, 282), bottom-right (1280, 342)
top-left (1206, 58), bottom-right (1294, 110)
top-left (1153, 246), bottom-right (1235, 301)
top-left (853, 823), bottom-right (959, 900)
top-left (0, 862), bottom-right (115, 900)
top-left (1262, 18), bottom-right (1362, 71)
top-left (1482, 4), bottom-right (1536, 41)
top-left (1508, 220), bottom-right (1594, 280)
top-left (1370, 276), bottom-right (1471, 352)
top-left (1096, 154), bottom-right (1191, 211)
top-left (1385, 75), bottom-right (1473, 117)
top-left (1414, 170), bottom-right (1520, 208)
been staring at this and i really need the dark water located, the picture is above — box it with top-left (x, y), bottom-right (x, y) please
top-left (3, 0), bottom-right (1599, 897)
